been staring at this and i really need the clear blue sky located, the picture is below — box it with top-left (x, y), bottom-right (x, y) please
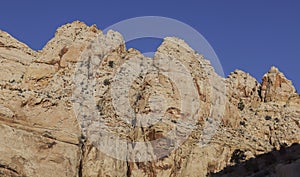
top-left (0, 0), bottom-right (299, 91)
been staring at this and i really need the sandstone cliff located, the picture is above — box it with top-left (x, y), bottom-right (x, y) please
top-left (0, 21), bottom-right (299, 177)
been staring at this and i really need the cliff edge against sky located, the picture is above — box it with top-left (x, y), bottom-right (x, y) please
top-left (0, 21), bottom-right (299, 177)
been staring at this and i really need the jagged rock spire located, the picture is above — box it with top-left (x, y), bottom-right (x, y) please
top-left (260, 66), bottom-right (296, 102)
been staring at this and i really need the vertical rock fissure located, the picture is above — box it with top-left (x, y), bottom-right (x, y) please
top-left (126, 160), bottom-right (131, 177)
top-left (78, 135), bottom-right (86, 177)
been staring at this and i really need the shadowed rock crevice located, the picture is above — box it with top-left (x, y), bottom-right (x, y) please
top-left (0, 164), bottom-right (25, 177)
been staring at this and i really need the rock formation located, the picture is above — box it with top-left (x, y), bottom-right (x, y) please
top-left (0, 21), bottom-right (299, 177)
top-left (210, 143), bottom-right (300, 177)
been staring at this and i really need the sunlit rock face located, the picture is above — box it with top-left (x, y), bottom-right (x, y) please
top-left (0, 21), bottom-right (299, 177)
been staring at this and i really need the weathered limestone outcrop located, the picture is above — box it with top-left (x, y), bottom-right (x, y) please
top-left (261, 66), bottom-right (297, 102)
top-left (0, 21), bottom-right (299, 177)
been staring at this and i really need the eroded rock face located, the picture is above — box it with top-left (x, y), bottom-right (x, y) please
top-left (0, 21), bottom-right (299, 177)
top-left (261, 66), bottom-right (297, 102)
